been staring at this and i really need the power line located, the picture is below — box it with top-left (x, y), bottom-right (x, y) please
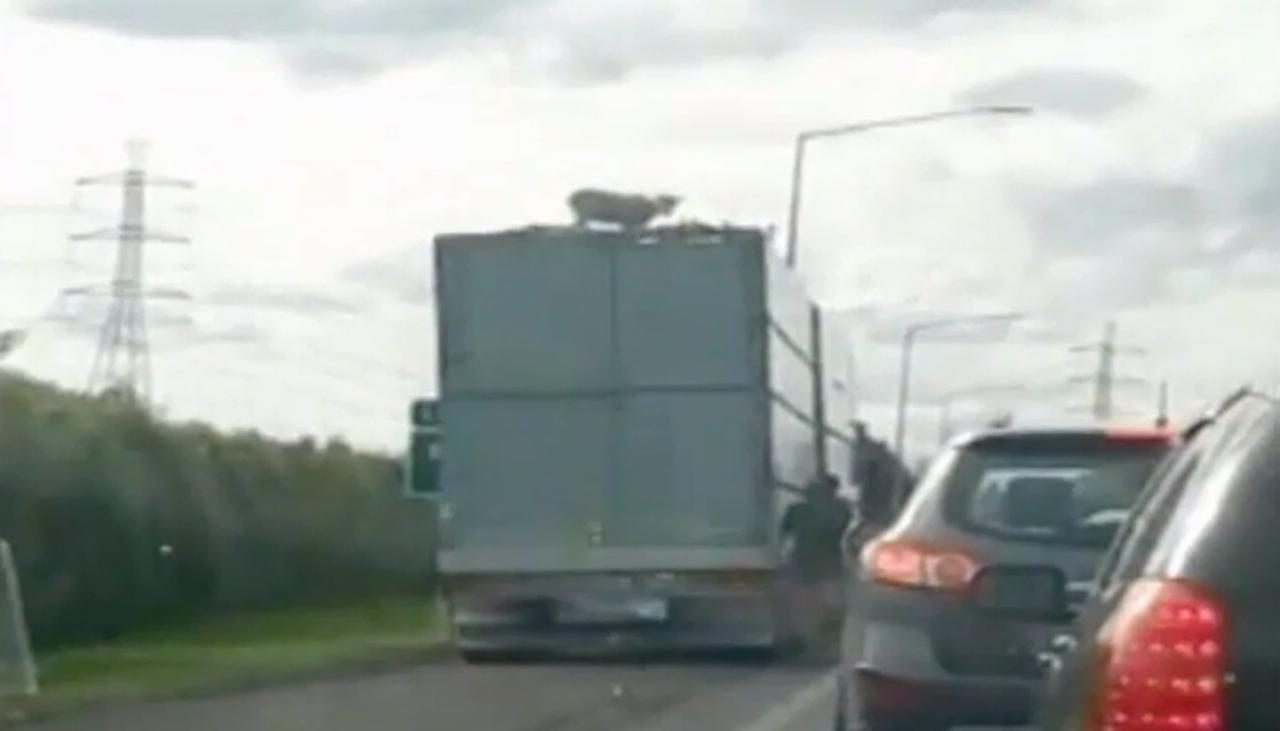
top-left (157, 327), bottom-right (427, 390)
top-left (167, 361), bottom-right (405, 431)
top-left (0, 291), bottom-right (86, 364)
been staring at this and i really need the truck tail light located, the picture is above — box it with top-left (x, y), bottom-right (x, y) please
top-left (1091, 579), bottom-right (1228, 731)
top-left (860, 539), bottom-right (979, 591)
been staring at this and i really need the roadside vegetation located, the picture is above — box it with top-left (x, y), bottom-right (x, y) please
top-left (5, 595), bottom-right (444, 721)
top-left (0, 373), bottom-right (439, 710)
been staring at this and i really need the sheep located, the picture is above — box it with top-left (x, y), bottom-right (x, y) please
top-left (567, 189), bottom-right (681, 230)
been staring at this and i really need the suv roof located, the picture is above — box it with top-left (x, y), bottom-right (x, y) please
top-left (950, 425), bottom-right (1173, 449)
top-left (889, 424), bottom-right (1172, 566)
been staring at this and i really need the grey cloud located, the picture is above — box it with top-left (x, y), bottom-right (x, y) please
top-left (1218, 219), bottom-right (1280, 258)
top-left (1024, 178), bottom-right (1203, 255)
top-left (146, 317), bottom-right (272, 352)
top-left (47, 298), bottom-right (202, 342)
top-left (1040, 254), bottom-right (1166, 312)
top-left (781, 0), bottom-right (1056, 30)
top-left (26, 0), bottom-right (312, 38)
top-left (1010, 178), bottom-right (1208, 314)
top-left (546, 21), bottom-right (789, 86)
top-left (203, 285), bottom-right (361, 314)
top-left (284, 45), bottom-right (391, 83)
top-left (49, 311), bottom-right (98, 338)
top-left (1018, 111), bottom-right (1280, 313)
top-left (24, 0), bottom-right (1056, 83)
top-left (340, 245), bottom-right (432, 304)
top-left (1221, 249), bottom-right (1280, 288)
top-left (25, 0), bottom-right (516, 39)
top-left (1199, 113), bottom-right (1280, 224)
top-left (544, 0), bottom-right (1058, 85)
top-left (180, 321), bottom-right (269, 347)
top-left (958, 67), bottom-right (1145, 119)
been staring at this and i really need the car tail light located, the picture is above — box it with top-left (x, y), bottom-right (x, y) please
top-left (860, 539), bottom-right (980, 591)
top-left (1091, 579), bottom-right (1228, 731)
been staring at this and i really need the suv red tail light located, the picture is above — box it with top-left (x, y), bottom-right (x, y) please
top-left (1091, 579), bottom-right (1228, 731)
top-left (861, 539), bottom-right (980, 591)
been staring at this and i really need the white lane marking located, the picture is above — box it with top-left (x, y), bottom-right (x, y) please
top-left (741, 670), bottom-right (837, 731)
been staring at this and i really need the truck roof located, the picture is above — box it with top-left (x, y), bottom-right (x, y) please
top-left (436, 223), bottom-right (768, 246)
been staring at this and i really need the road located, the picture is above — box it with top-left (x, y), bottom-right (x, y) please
top-left (23, 659), bottom-right (839, 731)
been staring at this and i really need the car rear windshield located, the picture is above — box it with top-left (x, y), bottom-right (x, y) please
top-left (943, 435), bottom-right (1168, 548)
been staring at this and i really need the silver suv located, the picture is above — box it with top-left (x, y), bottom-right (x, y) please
top-left (835, 427), bottom-right (1171, 731)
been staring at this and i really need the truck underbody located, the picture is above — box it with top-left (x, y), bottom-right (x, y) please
top-left (446, 569), bottom-right (840, 660)
top-left (447, 571), bottom-right (783, 658)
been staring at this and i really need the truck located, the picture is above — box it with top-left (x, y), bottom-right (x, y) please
top-left (406, 223), bottom-right (855, 659)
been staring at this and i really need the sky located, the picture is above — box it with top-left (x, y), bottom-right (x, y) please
top-left (2, 0), bottom-right (1279, 457)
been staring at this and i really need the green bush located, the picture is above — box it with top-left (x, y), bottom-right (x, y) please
top-left (0, 374), bottom-right (435, 648)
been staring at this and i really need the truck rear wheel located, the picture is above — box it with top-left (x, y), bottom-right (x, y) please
top-left (774, 577), bottom-right (843, 665)
top-left (459, 648), bottom-right (535, 664)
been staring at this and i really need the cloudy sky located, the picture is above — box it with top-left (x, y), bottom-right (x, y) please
top-left (2, 0), bottom-right (1279, 456)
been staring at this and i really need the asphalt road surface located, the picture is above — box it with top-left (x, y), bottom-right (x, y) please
top-left (23, 659), bottom-right (840, 731)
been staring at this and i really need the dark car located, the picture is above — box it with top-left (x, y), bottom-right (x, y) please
top-left (1024, 389), bottom-right (1280, 731)
top-left (835, 426), bottom-right (1172, 731)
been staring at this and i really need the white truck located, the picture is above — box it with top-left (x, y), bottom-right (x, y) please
top-left (407, 224), bottom-right (854, 659)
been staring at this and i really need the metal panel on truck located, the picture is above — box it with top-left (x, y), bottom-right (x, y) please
top-left (437, 233), bottom-right (613, 394)
top-left (440, 397), bottom-right (609, 551)
top-left (764, 251), bottom-right (818, 495)
top-left (614, 238), bottom-right (764, 389)
top-left (608, 391), bottom-right (768, 547)
top-left (434, 227), bottom-right (812, 575)
top-left (764, 247), bottom-right (811, 364)
top-left (820, 319), bottom-right (855, 491)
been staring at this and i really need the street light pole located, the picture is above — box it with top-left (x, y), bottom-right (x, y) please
top-left (784, 138), bottom-right (808, 269)
top-left (939, 392), bottom-right (954, 446)
top-left (782, 105), bottom-right (1033, 269)
top-left (891, 326), bottom-right (918, 467)
top-left (891, 312), bottom-right (1024, 474)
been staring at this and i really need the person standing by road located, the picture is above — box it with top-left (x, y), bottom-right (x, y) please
top-left (781, 472), bottom-right (853, 645)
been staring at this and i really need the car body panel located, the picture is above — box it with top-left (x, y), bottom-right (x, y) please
top-left (843, 427), bottom-right (1169, 728)
top-left (1037, 392), bottom-right (1280, 731)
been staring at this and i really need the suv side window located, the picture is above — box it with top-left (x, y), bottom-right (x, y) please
top-left (1096, 395), bottom-right (1272, 594)
top-left (1095, 447), bottom-right (1199, 593)
top-left (1089, 444), bottom-right (1173, 591)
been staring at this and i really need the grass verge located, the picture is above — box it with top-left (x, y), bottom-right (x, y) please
top-left (2, 595), bottom-right (447, 724)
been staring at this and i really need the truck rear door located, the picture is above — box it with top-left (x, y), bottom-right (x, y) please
top-left (437, 235), bottom-right (613, 561)
top-left (610, 242), bottom-right (769, 550)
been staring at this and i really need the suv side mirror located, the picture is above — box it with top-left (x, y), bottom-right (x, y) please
top-left (971, 565), bottom-right (1070, 621)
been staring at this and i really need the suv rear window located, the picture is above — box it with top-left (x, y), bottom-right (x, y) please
top-left (943, 434), bottom-right (1168, 547)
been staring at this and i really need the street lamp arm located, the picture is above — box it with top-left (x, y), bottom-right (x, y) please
top-left (784, 104), bottom-right (1033, 268)
top-left (799, 105), bottom-right (1033, 141)
top-left (906, 311), bottom-right (1024, 337)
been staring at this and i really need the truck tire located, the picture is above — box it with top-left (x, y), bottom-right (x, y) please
top-left (833, 679), bottom-right (850, 731)
top-left (774, 578), bottom-right (843, 666)
top-left (459, 648), bottom-right (533, 664)
top-left (768, 633), bottom-right (806, 663)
